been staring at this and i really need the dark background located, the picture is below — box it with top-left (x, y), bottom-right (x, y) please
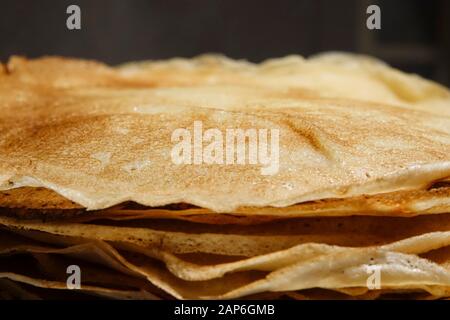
top-left (1, 0), bottom-right (449, 86)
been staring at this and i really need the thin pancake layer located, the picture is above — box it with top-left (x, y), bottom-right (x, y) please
top-left (2, 185), bottom-right (450, 221)
top-left (117, 53), bottom-right (450, 114)
top-left (3, 212), bottom-right (450, 257)
top-left (2, 227), bottom-right (450, 299)
top-left (1, 56), bottom-right (450, 213)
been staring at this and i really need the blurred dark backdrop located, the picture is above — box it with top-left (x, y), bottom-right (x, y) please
top-left (0, 0), bottom-right (449, 86)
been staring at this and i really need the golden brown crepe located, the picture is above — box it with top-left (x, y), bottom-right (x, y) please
top-left (1, 53), bottom-right (450, 299)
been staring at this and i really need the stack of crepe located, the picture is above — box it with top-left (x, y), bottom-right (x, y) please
top-left (1, 53), bottom-right (450, 299)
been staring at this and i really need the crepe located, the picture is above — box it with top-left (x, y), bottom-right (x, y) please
top-left (2, 185), bottom-right (450, 222)
top-left (1, 83), bottom-right (450, 212)
top-left (2, 218), bottom-right (450, 299)
top-left (117, 53), bottom-right (450, 113)
top-left (1, 53), bottom-right (450, 300)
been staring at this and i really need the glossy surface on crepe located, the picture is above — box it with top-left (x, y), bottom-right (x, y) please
top-left (1, 56), bottom-right (450, 212)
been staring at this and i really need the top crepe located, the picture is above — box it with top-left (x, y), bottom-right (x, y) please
top-left (0, 53), bottom-right (449, 212)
